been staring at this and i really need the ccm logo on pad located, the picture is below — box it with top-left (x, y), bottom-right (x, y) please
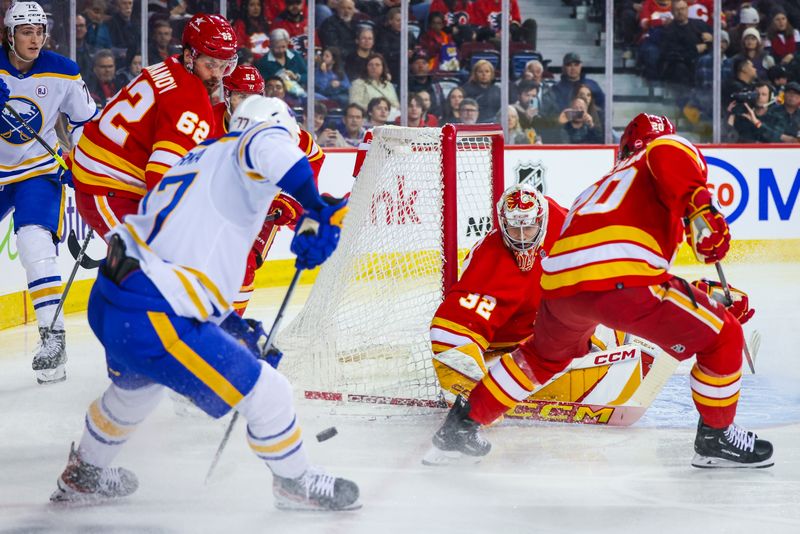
top-left (593, 349), bottom-right (637, 365)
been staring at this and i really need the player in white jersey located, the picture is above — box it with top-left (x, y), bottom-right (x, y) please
top-left (49, 96), bottom-right (359, 511)
top-left (0, 1), bottom-right (98, 384)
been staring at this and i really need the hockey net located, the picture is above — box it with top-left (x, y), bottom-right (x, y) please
top-left (277, 125), bottom-right (504, 407)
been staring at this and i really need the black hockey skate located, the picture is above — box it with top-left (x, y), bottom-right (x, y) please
top-left (691, 418), bottom-right (774, 468)
top-left (50, 443), bottom-right (139, 502)
top-left (32, 327), bottom-right (66, 385)
top-left (422, 395), bottom-right (491, 466)
top-left (272, 466), bottom-right (361, 511)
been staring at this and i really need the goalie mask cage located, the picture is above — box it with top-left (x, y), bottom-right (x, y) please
top-left (277, 124), bottom-right (504, 406)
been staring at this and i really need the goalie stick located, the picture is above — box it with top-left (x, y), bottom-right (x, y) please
top-left (205, 267), bottom-right (303, 484)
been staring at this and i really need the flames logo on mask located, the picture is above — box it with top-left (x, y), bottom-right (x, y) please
top-left (1, 97), bottom-right (44, 145)
top-left (505, 191), bottom-right (536, 212)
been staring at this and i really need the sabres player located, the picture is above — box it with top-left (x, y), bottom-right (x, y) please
top-left (0, 1), bottom-right (97, 384)
top-left (428, 114), bottom-right (771, 469)
top-left (210, 63), bottom-right (325, 316)
top-left (71, 12), bottom-right (238, 240)
top-left (49, 96), bottom-right (359, 510)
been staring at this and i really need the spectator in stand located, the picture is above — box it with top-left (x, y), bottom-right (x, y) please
top-left (764, 80), bottom-right (800, 142)
top-left (574, 83), bottom-right (604, 129)
top-left (768, 64), bottom-right (788, 102)
top-left (544, 53), bottom-right (606, 117)
top-left (394, 94), bottom-right (430, 127)
top-left (729, 81), bottom-right (782, 142)
top-left (148, 20), bottom-right (180, 66)
top-left (659, 0), bottom-right (713, 84)
top-left (346, 26), bottom-right (376, 81)
top-left (349, 53), bottom-right (400, 120)
top-left (442, 86), bottom-right (465, 123)
top-left (237, 47), bottom-right (255, 66)
top-left (255, 28), bottom-right (308, 97)
top-left (366, 96), bottom-right (392, 127)
top-left (265, 75), bottom-right (300, 107)
top-left (337, 103), bottom-right (367, 146)
top-left (638, 0), bottom-right (673, 79)
top-left (686, 0), bottom-right (713, 24)
top-left (86, 49), bottom-right (122, 109)
top-left (461, 59), bottom-right (501, 123)
top-left (83, 0), bottom-right (113, 50)
top-left (640, 0), bottom-right (674, 31)
top-left (315, 46), bottom-right (351, 107)
top-left (114, 48), bottom-right (142, 86)
top-left (512, 80), bottom-right (541, 131)
top-left (458, 98), bottom-right (480, 125)
top-left (765, 7), bottom-right (799, 65)
top-left (505, 106), bottom-right (533, 145)
top-left (418, 11), bottom-right (453, 69)
top-left (472, 0), bottom-right (537, 49)
top-left (616, 1), bottom-right (643, 48)
top-left (75, 14), bottom-right (96, 76)
top-left (232, 0), bottom-right (271, 59)
top-left (723, 56), bottom-right (758, 108)
top-left (414, 89), bottom-right (440, 125)
top-left (560, 97), bottom-right (602, 144)
top-left (431, 0), bottom-right (477, 31)
top-left (107, 0), bottom-right (140, 53)
top-left (738, 27), bottom-right (776, 81)
top-left (729, 5), bottom-right (760, 57)
top-left (408, 49), bottom-right (446, 117)
top-left (375, 7), bottom-right (416, 84)
top-left (273, 0), bottom-right (312, 42)
top-left (319, 0), bottom-right (360, 57)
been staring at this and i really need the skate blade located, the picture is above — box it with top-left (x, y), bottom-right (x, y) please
top-left (273, 494), bottom-right (362, 511)
top-left (36, 365), bottom-right (66, 385)
top-left (691, 453), bottom-right (775, 469)
top-left (421, 446), bottom-right (482, 466)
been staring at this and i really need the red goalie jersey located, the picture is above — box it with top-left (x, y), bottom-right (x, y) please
top-left (72, 56), bottom-right (214, 199)
top-left (430, 196), bottom-right (567, 355)
top-left (540, 134), bottom-right (708, 298)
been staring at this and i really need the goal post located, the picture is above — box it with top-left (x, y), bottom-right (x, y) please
top-left (277, 124), bottom-right (505, 406)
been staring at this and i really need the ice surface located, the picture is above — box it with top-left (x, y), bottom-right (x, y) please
top-left (1, 264), bottom-right (798, 534)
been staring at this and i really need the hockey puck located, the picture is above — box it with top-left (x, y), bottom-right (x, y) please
top-left (316, 427), bottom-right (338, 442)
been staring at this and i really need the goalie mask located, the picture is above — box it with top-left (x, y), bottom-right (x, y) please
top-left (496, 184), bottom-right (548, 271)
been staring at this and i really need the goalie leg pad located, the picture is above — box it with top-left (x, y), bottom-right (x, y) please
top-left (237, 362), bottom-right (310, 480)
top-left (78, 382), bottom-right (164, 468)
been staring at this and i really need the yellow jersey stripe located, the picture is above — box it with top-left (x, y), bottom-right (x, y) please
top-left (183, 266), bottom-right (229, 311)
top-left (691, 366), bottom-right (741, 386)
top-left (663, 287), bottom-right (724, 332)
top-left (56, 185), bottom-right (66, 239)
top-left (72, 160), bottom-right (147, 197)
top-left (173, 269), bottom-right (210, 320)
top-left (0, 160), bottom-right (62, 185)
top-left (430, 317), bottom-right (489, 350)
top-left (77, 135), bottom-right (146, 181)
top-left (484, 374), bottom-right (519, 408)
top-left (0, 151), bottom-right (52, 170)
top-left (549, 225), bottom-right (664, 256)
top-left (646, 137), bottom-right (704, 169)
top-left (500, 353), bottom-right (535, 391)
top-left (249, 427), bottom-right (303, 453)
top-left (691, 390), bottom-right (740, 407)
top-left (145, 162), bottom-right (170, 176)
top-left (152, 140), bottom-right (189, 156)
top-left (96, 195), bottom-right (121, 228)
top-left (541, 260), bottom-right (666, 291)
top-left (148, 311), bottom-right (244, 407)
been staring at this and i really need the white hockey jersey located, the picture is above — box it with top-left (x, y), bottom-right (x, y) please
top-left (111, 123), bottom-right (312, 322)
top-left (0, 50), bottom-right (97, 186)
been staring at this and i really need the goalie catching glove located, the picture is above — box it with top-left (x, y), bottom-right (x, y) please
top-left (291, 196), bottom-right (348, 270)
top-left (691, 279), bottom-right (755, 324)
top-left (685, 187), bottom-right (730, 264)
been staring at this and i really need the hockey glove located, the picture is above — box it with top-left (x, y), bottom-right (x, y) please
top-left (0, 78), bottom-right (9, 109)
top-left (269, 193), bottom-right (303, 228)
top-left (220, 313), bottom-right (267, 359)
top-left (685, 187), bottom-right (730, 264)
top-left (290, 196), bottom-right (349, 270)
top-left (691, 279), bottom-right (755, 324)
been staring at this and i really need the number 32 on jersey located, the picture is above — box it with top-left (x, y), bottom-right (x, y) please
top-left (459, 293), bottom-right (496, 320)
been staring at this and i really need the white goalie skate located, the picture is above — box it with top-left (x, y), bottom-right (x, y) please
top-left (50, 443), bottom-right (139, 502)
top-left (32, 327), bottom-right (67, 385)
top-left (272, 466), bottom-right (361, 511)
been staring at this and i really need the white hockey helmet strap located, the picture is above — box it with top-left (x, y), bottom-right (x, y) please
top-left (496, 184), bottom-right (548, 271)
top-left (229, 95), bottom-right (300, 141)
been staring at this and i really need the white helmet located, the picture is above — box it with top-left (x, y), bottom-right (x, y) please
top-left (496, 184), bottom-right (548, 271)
top-left (229, 95), bottom-right (300, 142)
top-left (4, 2), bottom-right (48, 33)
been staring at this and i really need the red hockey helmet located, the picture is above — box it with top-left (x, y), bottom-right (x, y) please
top-left (618, 113), bottom-right (675, 161)
top-left (223, 65), bottom-right (265, 95)
top-left (182, 13), bottom-right (238, 62)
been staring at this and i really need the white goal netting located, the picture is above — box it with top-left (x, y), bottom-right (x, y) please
top-left (277, 125), bottom-right (501, 404)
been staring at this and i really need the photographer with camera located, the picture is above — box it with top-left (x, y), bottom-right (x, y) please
top-left (723, 57), bottom-right (758, 109)
top-left (764, 81), bottom-right (800, 143)
top-left (729, 82), bottom-right (782, 143)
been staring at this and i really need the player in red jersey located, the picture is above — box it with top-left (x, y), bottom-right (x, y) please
top-left (71, 13), bottom-right (238, 239)
top-left (427, 113), bottom-right (773, 469)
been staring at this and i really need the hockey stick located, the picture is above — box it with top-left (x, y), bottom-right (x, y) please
top-left (47, 227), bottom-right (94, 334)
top-left (715, 262), bottom-right (756, 374)
top-left (4, 103), bottom-right (68, 171)
top-left (67, 229), bottom-right (101, 269)
top-left (204, 267), bottom-right (304, 484)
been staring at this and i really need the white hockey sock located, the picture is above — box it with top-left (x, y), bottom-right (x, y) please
top-left (16, 225), bottom-right (64, 330)
top-left (78, 383), bottom-right (164, 467)
top-left (236, 362), bottom-right (310, 479)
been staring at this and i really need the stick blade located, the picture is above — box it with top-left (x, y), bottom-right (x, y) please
top-left (67, 230), bottom-right (101, 269)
